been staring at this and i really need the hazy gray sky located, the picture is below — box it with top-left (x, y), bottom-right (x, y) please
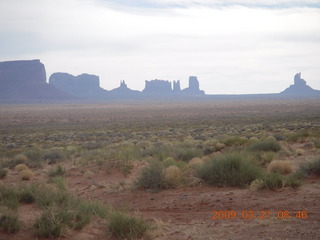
top-left (1, 0), bottom-right (320, 94)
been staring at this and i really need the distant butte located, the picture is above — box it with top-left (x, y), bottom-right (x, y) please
top-left (0, 59), bottom-right (73, 101)
top-left (280, 72), bottom-right (320, 96)
top-left (0, 59), bottom-right (319, 102)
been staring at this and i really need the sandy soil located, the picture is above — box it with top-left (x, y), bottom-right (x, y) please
top-left (1, 158), bottom-right (319, 240)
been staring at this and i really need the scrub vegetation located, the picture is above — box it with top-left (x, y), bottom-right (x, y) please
top-left (0, 100), bottom-right (319, 239)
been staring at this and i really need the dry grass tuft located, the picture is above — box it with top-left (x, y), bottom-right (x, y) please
top-left (15, 164), bottom-right (29, 172)
top-left (267, 160), bottom-right (293, 175)
top-left (188, 157), bottom-right (203, 167)
top-left (19, 169), bottom-right (34, 180)
top-left (296, 148), bottom-right (305, 156)
top-left (215, 143), bottom-right (226, 151)
top-left (164, 165), bottom-right (182, 187)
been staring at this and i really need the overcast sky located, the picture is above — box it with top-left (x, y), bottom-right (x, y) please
top-left (1, 0), bottom-right (320, 94)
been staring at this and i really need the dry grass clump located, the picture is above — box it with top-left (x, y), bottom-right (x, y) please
top-left (188, 157), bottom-right (203, 167)
top-left (19, 169), bottom-right (34, 180)
top-left (14, 154), bottom-right (28, 162)
top-left (164, 166), bottom-right (182, 187)
top-left (15, 164), bottom-right (29, 172)
top-left (267, 160), bottom-right (293, 175)
top-left (215, 143), bottom-right (226, 151)
top-left (296, 148), bottom-right (305, 156)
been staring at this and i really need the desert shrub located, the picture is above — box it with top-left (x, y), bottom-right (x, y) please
top-left (162, 157), bottom-right (186, 168)
top-left (286, 130), bottom-right (309, 143)
top-left (195, 153), bottom-right (262, 187)
top-left (0, 185), bottom-right (20, 210)
top-left (296, 148), bottom-right (305, 156)
top-left (52, 176), bottom-right (67, 191)
top-left (253, 151), bottom-right (275, 167)
top-left (1, 154), bottom-right (27, 169)
top-left (285, 175), bottom-right (301, 189)
top-left (14, 154), bottom-right (28, 162)
top-left (258, 173), bottom-right (284, 190)
top-left (34, 209), bottom-right (67, 238)
top-left (215, 142), bottom-right (226, 151)
top-left (48, 165), bottom-right (66, 178)
top-left (0, 213), bottom-right (21, 233)
top-left (15, 163), bottom-right (29, 172)
top-left (198, 144), bottom-right (215, 155)
top-left (141, 144), bottom-right (171, 161)
top-left (267, 160), bottom-right (293, 175)
top-left (19, 187), bottom-right (35, 204)
top-left (135, 160), bottom-right (165, 190)
top-left (273, 133), bottom-right (286, 141)
top-left (164, 165), bottom-right (182, 188)
top-left (43, 150), bottom-right (65, 164)
top-left (19, 169), bottom-right (34, 180)
top-left (248, 139), bottom-right (281, 152)
top-left (174, 145), bottom-right (204, 162)
top-left (24, 149), bottom-right (43, 168)
top-left (295, 158), bottom-right (320, 178)
top-left (141, 143), bottom-right (204, 162)
top-left (188, 157), bottom-right (204, 167)
top-left (108, 211), bottom-right (149, 240)
top-left (0, 168), bottom-right (8, 179)
top-left (223, 137), bottom-right (248, 147)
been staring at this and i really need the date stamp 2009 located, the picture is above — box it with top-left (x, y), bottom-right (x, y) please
top-left (212, 210), bottom-right (308, 220)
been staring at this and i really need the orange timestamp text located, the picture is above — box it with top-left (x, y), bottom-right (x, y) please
top-left (212, 210), bottom-right (308, 220)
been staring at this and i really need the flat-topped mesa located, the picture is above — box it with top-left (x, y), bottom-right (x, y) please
top-left (143, 79), bottom-right (173, 95)
top-left (281, 72), bottom-right (320, 97)
top-left (0, 59), bottom-right (45, 85)
top-left (0, 59), bottom-right (73, 101)
top-left (49, 72), bottom-right (107, 99)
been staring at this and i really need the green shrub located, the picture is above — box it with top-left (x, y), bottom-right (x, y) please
top-left (43, 150), bottom-right (65, 164)
top-left (0, 185), bottom-right (20, 210)
top-left (0, 168), bottom-right (8, 179)
top-left (253, 151), bottom-right (275, 167)
top-left (19, 187), bottom-right (35, 204)
top-left (248, 139), bottom-right (281, 152)
top-left (259, 173), bottom-right (284, 190)
top-left (174, 145), bottom-right (204, 162)
top-left (24, 149), bottom-right (44, 168)
top-left (0, 213), bottom-right (21, 233)
top-left (52, 176), bottom-right (67, 191)
top-left (48, 165), bottom-right (66, 178)
top-left (295, 158), bottom-right (320, 178)
top-left (34, 209), bottom-right (67, 238)
top-left (108, 211), bottom-right (149, 240)
top-left (223, 137), bottom-right (248, 147)
top-left (195, 153), bottom-right (262, 187)
top-left (135, 160), bottom-right (165, 190)
top-left (285, 175), bottom-right (301, 189)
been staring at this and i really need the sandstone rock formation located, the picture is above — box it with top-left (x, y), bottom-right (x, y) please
top-left (173, 80), bottom-right (181, 93)
top-left (143, 79), bottom-right (173, 95)
top-left (49, 72), bottom-right (108, 99)
top-left (109, 80), bottom-right (141, 99)
top-left (182, 76), bottom-right (205, 95)
top-left (0, 59), bottom-right (73, 101)
top-left (281, 72), bottom-right (320, 97)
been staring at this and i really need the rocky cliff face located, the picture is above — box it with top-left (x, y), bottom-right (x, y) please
top-left (281, 73), bottom-right (320, 97)
top-left (49, 73), bottom-right (108, 99)
top-left (0, 59), bottom-right (73, 101)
